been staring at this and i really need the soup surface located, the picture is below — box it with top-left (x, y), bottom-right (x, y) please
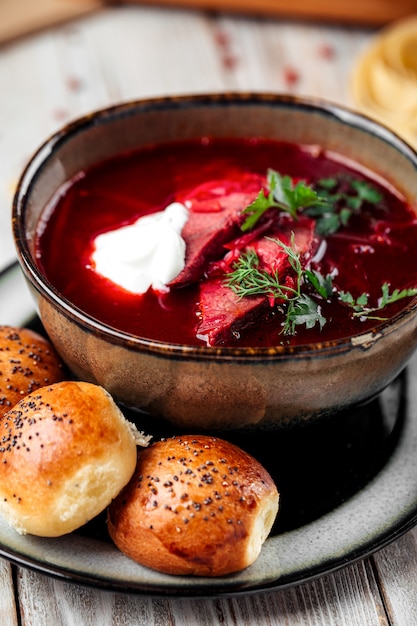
top-left (35, 138), bottom-right (417, 347)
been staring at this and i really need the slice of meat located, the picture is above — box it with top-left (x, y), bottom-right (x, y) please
top-left (169, 174), bottom-right (265, 287)
top-left (196, 217), bottom-right (317, 346)
top-left (196, 279), bottom-right (267, 345)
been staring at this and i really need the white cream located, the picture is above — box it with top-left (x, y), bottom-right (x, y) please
top-left (91, 202), bottom-right (189, 294)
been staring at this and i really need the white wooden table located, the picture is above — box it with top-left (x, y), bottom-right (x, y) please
top-left (1, 5), bottom-right (417, 624)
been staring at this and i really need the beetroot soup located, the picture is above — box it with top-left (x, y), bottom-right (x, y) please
top-left (35, 138), bottom-right (417, 347)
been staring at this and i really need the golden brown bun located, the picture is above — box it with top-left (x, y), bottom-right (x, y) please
top-left (108, 435), bottom-right (279, 576)
top-left (0, 380), bottom-right (150, 537)
top-left (0, 325), bottom-right (66, 417)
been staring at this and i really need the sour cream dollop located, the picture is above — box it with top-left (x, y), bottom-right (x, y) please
top-left (91, 202), bottom-right (189, 294)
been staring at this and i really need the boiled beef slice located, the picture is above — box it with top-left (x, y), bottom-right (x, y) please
top-left (169, 174), bottom-right (265, 287)
top-left (196, 279), bottom-right (266, 345)
top-left (196, 217), bottom-right (317, 346)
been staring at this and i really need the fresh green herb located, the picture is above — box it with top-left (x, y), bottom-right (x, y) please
top-left (241, 169), bottom-right (327, 232)
top-left (224, 237), bottom-right (332, 334)
top-left (340, 282), bottom-right (417, 320)
top-left (224, 234), bottom-right (416, 336)
top-left (338, 290), bottom-right (369, 314)
top-left (241, 170), bottom-right (384, 236)
top-left (306, 177), bottom-right (383, 236)
top-left (303, 268), bottom-right (334, 300)
top-left (227, 171), bottom-right (412, 336)
top-left (283, 294), bottom-right (326, 335)
top-left (349, 179), bottom-right (383, 207)
top-left (224, 246), bottom-right (298, 301)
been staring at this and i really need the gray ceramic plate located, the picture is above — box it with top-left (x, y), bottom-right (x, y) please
top-left (1, 261), bottom-right (417, 597)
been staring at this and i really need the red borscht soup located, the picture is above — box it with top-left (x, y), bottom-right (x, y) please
top-left (35, 138), bottom-right (417, 347)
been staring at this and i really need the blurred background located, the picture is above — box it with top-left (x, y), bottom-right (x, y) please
top-left (1, 0), bottom-right (416, 269)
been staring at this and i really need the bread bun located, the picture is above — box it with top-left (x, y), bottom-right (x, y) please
top-left (0, 380), bottom-right (150, 537)
top-left (0, 325), bottom-right (65, 417)
top-left (108, 435), bottom-right (279, 576)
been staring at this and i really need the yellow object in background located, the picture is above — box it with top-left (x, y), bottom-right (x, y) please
top-left (351, 16), bottom-right (417, 149)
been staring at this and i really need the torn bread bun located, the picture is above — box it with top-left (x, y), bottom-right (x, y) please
top-left (0, 325), bottom-right (66, 417)
top-left (0, 380), bottom-right (150, 537)
top-left (108, 435), bottom-right (279, 576)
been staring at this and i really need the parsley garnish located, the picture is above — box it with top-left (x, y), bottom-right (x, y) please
top-left (303, 268), bottom-right (334, 300)
top-left (340, 283), bottom-right (417, 320)
top-left (306, 177), bottom-right (383, 236)
top-left (241, 170), bottom-right (327, 232)
top-left (284, 294), bottom-right (326, 335)
top-left (241, 171), bottom-right (384, 236)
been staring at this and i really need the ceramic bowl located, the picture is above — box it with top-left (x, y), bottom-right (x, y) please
top-left (12, 94), bottom-right (417, 430)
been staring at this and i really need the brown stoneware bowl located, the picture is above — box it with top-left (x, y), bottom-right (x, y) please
top-left (12, 94), bottom-right (417, 429)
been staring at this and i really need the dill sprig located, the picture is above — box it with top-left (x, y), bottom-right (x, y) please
top-left (224, 237), bottom-right (417, 336)
top-left (224, 237), bottom-right (329, 334)
top-left (224, 247), bottom-right (298, 301)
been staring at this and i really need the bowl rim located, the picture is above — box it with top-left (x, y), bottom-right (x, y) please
top-left (12, 92), bottom-right (417, 361)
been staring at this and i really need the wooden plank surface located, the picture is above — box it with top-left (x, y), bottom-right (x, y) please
top-left (373, 527), bottom-right (417, 625)
top-left (15, 560), bottom-right (388, 625)
top-left (0, 560), bottom-right (18, 626)
top-left (0, 4), bottom-right (417, 625)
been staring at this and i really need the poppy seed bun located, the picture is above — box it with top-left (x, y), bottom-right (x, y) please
top-left (0, 380), bottom-right (151, 537)
top-left (108, 435), bottom-right (279, 576)
top-left (0, 325), bottom-right (66, 417)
